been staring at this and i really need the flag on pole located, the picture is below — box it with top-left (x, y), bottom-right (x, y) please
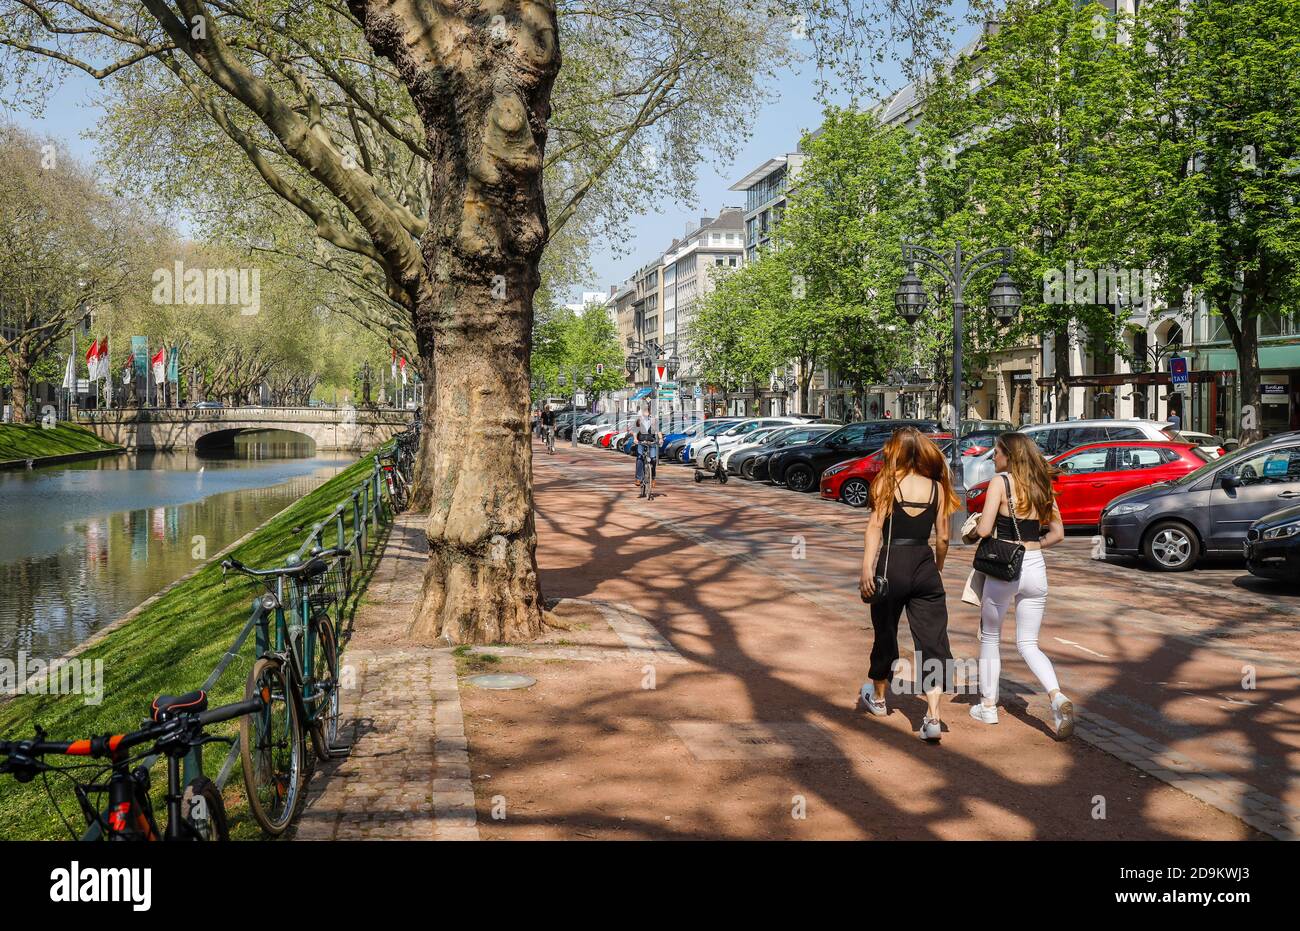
top-left (391, 348), bottom-right (398, 379)
top-left (62, 352), bottom-right (77, 390)
top-left (399, 357), bottom-right (408, 385)
top-left (85, 339), bottom-right (101, 379)
top-left (151, 348), bottom-right (166, 386)
top-left (123, 355), bottom-right (133, 385)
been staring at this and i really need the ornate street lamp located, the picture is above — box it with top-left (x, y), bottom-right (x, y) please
top-left (896, 242), bottom-right (1021, 537)
top-left (893, 266), bottom-right (928, 323)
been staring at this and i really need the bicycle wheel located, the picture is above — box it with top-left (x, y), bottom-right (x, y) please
top-left (240, 657), bottom-right (305, 836)
top-left (181, 776), bottom-right (230, 841)
top-left (308, 613), bottom-right (341, 761)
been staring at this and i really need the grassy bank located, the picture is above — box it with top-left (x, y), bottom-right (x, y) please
top-left (0, 455), bottom-right (385, 840)
top-left (0, 421), bottom-right (121, 464)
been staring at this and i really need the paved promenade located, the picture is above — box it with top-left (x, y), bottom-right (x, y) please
top-left (294, 441), bottom-right (1299, 840)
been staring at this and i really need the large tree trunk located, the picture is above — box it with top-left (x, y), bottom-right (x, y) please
top-left (1230, 296), bottom-right (1263, 445)
top-left (1053, 326), bottom-right (1072, 422)
top-left (354, 1), bottom-right (559, 644)
top-left (6, 349), bottom-right (31, 424)
top-left (407, 367), bottom-right (437, 513)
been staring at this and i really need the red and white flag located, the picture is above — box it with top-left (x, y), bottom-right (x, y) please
top-left (151, 347), bottom-right (166, 385)
top-left (399, 356), bottom-right (408, 385)
top-left (85, 340), bottom-right (101, 380)
top-left (391, 348), bottom-right (398, 379)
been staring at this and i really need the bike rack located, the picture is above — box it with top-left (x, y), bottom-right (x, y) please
top-left (79, 450), bottom-right (403, 840)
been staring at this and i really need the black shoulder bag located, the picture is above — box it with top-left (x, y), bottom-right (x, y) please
top-left (972, 474), bottom-right (1025, 582)
top-left (863, 495), bottom-right (894, 604)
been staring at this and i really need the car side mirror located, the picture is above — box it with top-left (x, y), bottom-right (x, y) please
top-left (1220, 472), bottom-right (1239, 491)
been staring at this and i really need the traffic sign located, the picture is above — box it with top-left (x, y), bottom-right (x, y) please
top-left (655, 362), bottom-right (669, 383)
top-left (1169, 356), bottom-right (1189, 385)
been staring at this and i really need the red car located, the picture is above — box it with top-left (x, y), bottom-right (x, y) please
top-left (820, 435), bottom-right (954, 508)
top-left (966, 441), bottom-right (1210, 526)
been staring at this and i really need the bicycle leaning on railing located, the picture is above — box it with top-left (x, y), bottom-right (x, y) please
top-left (378, 418), bottom-right (420, 513)
top-left (0, 692), bottom-right (264, 841)
top-left (222, 547), bottom-right (351, 835)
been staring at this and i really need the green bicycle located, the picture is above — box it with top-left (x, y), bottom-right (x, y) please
top-left (223, 548), bottom-right (350, 835)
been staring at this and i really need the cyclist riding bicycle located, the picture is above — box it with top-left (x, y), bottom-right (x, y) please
top-left (634, 403), bottom-right (659, 498)
top-left (540, 406), bottom-right (556, 453)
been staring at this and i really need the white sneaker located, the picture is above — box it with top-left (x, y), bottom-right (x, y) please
top-left (857, 683), bottom-right (887, 717)
top-left (1051, 693), bottom-right (1076, 740)
top-left (968, 702), bottom-right (999, 725)
top-left (918, 715), bottom-right (942, 742)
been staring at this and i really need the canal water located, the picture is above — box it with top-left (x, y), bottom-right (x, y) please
top-left (0, 430), bottom-right (354, 663)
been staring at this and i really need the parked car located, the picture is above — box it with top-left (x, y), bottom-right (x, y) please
top-left (767, 419), bottom-right (943, 491)
top-left (820, 436), bottom-right (954, 507)
top-left (964, 418), bottom-right (1184, 490)
top-left (720, 425), bottom-right (805, 472)
top-left (734, 425), bottom-right (837, 479)
top-left (193, 401), bottom-right (224, 409)
top-left (967, 441), bottom-right (1210, 526)
top-left (694, 417), bottom-right (808, 470)
top-left (1244, 503), bottom-right (1300, 583)
top-left (1099, 430), bottom-right (1300, 571)
top-left (957, 429), bottom-right (1009, 458)
top-left (960, 419), bottom-right (1014, 436)
top-left (1173, 430), bottom-right (1228, 459)
top-left (661, 418), bottom-right (743, 463)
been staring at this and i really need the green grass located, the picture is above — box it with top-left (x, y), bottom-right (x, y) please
top-left (0, 455), bottom-right (387, 840)
top-left (0, 421), bottom-right (120, 464)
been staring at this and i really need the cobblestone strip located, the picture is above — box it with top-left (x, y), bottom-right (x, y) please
top-left (431, 649), bottom-right (479, 840)
top-left (464, 599), bottom-right (688, 666)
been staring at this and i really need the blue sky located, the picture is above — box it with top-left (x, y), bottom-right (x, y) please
top-left (8, 14), bottom-right (980, 299)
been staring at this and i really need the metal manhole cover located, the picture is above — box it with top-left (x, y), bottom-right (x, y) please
top-left (467, 673), bottom-right (536, 690)
top-left (670, 722), bottom-right (845, 761)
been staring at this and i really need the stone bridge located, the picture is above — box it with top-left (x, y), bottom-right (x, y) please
top-left (77, 406), bottom-right (413, 452)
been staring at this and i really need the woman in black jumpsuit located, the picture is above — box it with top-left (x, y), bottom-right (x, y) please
top-left (857, 427), bottom-right (959, 742)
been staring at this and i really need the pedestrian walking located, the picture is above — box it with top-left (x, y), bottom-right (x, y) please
top-left (858, 427), bottom-right (959, 742)
top-left (540, 406), bottom-right (556, 453)
top-left (966, 431), bottom-right (1075, 740)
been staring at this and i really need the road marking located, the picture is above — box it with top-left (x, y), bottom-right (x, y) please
top-left (1054, 637), bottom-right (1109, 658)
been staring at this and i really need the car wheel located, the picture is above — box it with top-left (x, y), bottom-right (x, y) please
top-left (840, 478), bottom-right (870, 508)
top-left (785, 463), bottom-right (815, 492)
top-left (1142, 521), bottom-right (1200, 572)
top-left (741, 461), bottom-right (756, 480)
top-left (701, 451), bottom-right (717, 472)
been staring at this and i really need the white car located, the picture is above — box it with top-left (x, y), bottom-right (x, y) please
top-left (576, 419), bottom-right (615, 443)
top-left (719, 425), bottom-right (801, 471)
top-left (693, 417), bottom-right (807, 470)
top-left (1174, 430), bottom-right (1227, 459)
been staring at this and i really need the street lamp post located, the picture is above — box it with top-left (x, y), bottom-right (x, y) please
top-left (895, 242), bottom-right (1022, 540)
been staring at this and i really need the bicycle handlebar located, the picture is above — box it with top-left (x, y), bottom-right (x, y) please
top-left (222, 556), bottom-right (332, 578)
top-left (0, 695), bottom-right (266, 762)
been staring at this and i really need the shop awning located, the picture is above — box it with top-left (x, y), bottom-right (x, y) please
top-left (1034, 371), bottom-right (1218, 388)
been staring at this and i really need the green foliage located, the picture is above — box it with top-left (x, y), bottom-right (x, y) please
top-left (530, 301), bottom-right (625, 402)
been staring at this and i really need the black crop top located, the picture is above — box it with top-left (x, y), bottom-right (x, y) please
top-left (884, 480), bottom-right (937, 539)
top-left (994, 474), bottom-right (1044, 542)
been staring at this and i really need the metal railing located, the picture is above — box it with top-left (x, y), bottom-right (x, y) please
top-left (80, 457), bottom-right (396, 839)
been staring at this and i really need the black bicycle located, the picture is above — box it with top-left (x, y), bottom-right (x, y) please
top-left (0, 692), bottom-right (264, 841)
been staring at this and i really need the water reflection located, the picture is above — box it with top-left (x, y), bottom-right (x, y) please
top-left (0, 430), bottom-right (354, 661)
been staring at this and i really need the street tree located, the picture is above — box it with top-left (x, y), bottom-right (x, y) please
top-left (1, 0), bottom-right (976, 643)
top-left (0, 124), bottom-right (137, 423)
top-left (1121, 0), bottom-right (1300, 441)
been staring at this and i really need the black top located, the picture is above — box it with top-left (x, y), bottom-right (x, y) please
top-left (884, 480), bottom-right (937, 539)
top-left (541, 409), bottom-right (555, 426)
top-left (995, 474), bottom-right (1043, 542)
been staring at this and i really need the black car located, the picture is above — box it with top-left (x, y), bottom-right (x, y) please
top-left (733, 425), bottom-right (836, 479)
top-left (767, 419), bottom-right (943, 491)
top-left (1100, 430), bottom-right (1300, 571)
top-left (1244, 503), bottom-right (1300, 582)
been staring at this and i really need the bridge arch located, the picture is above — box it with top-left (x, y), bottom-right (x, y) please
top-left (193, 426), bottom-right (319, 456)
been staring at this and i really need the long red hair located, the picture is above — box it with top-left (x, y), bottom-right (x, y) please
top-left (870, 427), bottom-right (960, 514)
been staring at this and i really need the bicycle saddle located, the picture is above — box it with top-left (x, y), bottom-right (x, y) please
top-left (151, 690), bottom-right (208, 721)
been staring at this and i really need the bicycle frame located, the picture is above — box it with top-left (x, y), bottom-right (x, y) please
top-left (255, 578), bottom-right (329, 731)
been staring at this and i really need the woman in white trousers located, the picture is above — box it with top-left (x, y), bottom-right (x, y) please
top-left (969, 432), bottom-right (1076, 740)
